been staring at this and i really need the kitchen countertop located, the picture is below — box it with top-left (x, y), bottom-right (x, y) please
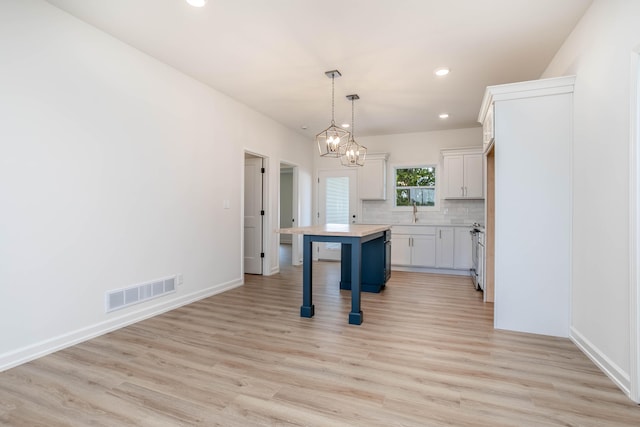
top-left (389, 222), bottom-right (483, 228)
top-left (277, 223), bottom-right (391, 237)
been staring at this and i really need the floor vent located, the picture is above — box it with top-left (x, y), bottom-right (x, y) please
top-left (106, 275), bottom-right (177, 313)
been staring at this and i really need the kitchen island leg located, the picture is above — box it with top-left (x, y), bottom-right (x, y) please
top-left (300, 235), bottom-right (315, 317)
top-left (348, 240), bottom-right (363, 325)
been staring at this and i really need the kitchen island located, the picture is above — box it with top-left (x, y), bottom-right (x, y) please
top-left (278, 224), bottom-right (391, 325)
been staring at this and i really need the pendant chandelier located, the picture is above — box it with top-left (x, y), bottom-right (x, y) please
top-left (340, 94), bottom-right (367, 167)
top-left (316, 70), bottom-right (350, 157)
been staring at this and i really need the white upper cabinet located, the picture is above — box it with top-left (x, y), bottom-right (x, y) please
top-left (442, 148), bottom-right (483, 199)
top-left (358, 153), bottom-right (388, 200)
top-left (482, 105), bottom-right (494, 150)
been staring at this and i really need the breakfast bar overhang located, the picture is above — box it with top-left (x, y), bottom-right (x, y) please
top-left (278, 224), bottom-right (391, 325)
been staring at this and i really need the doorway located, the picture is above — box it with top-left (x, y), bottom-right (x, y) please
top-left (317, 169), bottom-right (357, 261)
top-left (279, 162), bottom-right (301, 266)
top-left (244, 153), bottom-right (264, 275)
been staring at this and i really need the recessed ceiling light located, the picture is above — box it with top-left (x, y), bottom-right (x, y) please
top-left (341, 123), bottom-right (350, 128)
top-left (434, 67), bottom-right (450, 77)
top-left (186, 0), bottom-right (207, 7)
top-left (439, 113), bottom-right (450, 119)
top-left (301, 125), bottom-right (308, 130)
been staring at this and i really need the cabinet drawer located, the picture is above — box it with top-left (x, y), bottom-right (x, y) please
top-left (392, 225), bottom-right (436, 235)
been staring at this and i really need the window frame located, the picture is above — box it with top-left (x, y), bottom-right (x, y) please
top-left (392, 163), bottom-right (439, 211)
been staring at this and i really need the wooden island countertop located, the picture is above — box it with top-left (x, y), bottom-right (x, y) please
top-left (278, 223), bottom-right (391, 237)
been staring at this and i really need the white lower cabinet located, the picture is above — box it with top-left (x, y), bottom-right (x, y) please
top-left (390, 234), bottom-right (412, 265)
top-left (392, 225), bottom-right (473, 271)
top-left (391, 226), bottom-right (436, 267)
top-left (453, 227), bottom-right (473, 270)
top-left (435, 227), bottom-right (454, 268)
top-left (411, 235), bottom-right (436, 267)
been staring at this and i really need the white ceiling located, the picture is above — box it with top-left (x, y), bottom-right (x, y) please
top-left (46, 0), bottom-right (592, 137)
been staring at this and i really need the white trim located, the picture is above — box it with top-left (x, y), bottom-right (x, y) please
top-left (391, 265), bottom-right (472, 277)
top-left (629, 46), bottom-right (640, 403)
top-left (0, 278), bottom-right (243, 372)
top-left (440, 147), bottom-right (483, 156)
top-left (478, 76), bottom-right (576, 123)
top-left (571, 326), bottom-right (631, 397)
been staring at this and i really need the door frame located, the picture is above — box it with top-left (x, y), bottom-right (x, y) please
top-left (629, 46), bottom-right (640, 403)
top-left (243, 150), bottom-right (269, 276)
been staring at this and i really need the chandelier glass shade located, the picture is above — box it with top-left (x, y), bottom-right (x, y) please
top-left (316, 70), bottom-right (350, 157)
top-left (340, 94), bottom-right (367, 167)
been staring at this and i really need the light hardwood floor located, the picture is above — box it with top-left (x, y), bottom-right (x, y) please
top-left (1, 246), bottom-right (639, 426)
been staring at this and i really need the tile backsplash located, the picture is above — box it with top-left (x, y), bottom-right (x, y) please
top-left (362, 199), bottom-right (484, 225)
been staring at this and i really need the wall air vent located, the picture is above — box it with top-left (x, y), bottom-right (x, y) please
top-left (106, 275), bottom-right (177, 313)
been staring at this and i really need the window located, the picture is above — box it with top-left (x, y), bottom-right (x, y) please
top-left (394, 166), bottom-right (436, 207)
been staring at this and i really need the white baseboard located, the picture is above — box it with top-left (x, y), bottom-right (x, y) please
top-left (268, 266), bottom-right (280, 276)
top-left (391, 265), bottom-right (474, 277)
top-left (570, 326), bottom-right (631, 397)
top-left (0, 278), bottom-right (243, 372)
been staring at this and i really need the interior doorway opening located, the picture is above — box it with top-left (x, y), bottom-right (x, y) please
top-left (279, 162), bottom-right (301, 267)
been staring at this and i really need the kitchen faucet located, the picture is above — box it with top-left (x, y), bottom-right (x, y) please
top-left (412, 201), bottom-right (418, 223)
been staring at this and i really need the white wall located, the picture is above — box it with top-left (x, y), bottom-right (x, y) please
top-left (0, 0), bottom-right (313, 370)
top-left (542, 0), bottom-right (640, 397)
top-left (316, 128), bottom-right (484, 225)
top-left (492, 85), bottom-right (573, 338)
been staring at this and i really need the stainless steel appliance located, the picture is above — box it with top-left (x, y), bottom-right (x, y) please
top-left (477, 229), bottom-right (485, 291)
top-left (470, 224), bottom-right (485, 291)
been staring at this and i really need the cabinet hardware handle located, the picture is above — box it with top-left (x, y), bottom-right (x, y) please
top-left (461, 186), bottom-right (464, 196)
top-left (439, 230), bottom-right (442, 239)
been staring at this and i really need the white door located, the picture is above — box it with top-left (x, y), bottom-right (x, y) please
top-left (244, 156), bottom-right (263, 274)
top-left (317, 169), bottom-right (357, 260)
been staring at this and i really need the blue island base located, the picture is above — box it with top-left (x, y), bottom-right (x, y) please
top-left (340, 232), bottom-right (389, 293)
top-left (340, 281), bottom-right (385, 293)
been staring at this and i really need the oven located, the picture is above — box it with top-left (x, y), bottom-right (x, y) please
top-left (477, 230), bottom-right (485, 291)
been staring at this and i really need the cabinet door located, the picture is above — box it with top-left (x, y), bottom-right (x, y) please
top-left (483, 106), bottom-right (494, 149)
top-left (411, 235), bottom-right (436, 267)
top-left (435, 227), bottom-right (454, 268)
top-left (358, 157), bottom-right (386, 200)
top-left (463, 154), bottom-right (483, 198)
top-left (390, 235), bottom-right (411, 265)
top-left (453, 227), bottom-right (473, 269)
top-left (443, 155), bottom-right (464, 198)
